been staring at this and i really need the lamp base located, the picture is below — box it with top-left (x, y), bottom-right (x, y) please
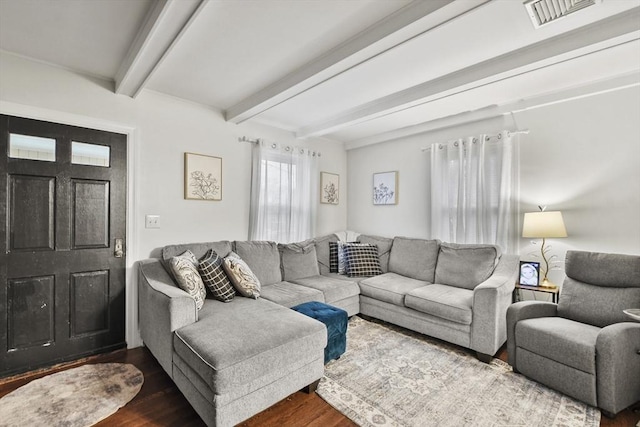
top-left (539, 279), bottom-right (558, 289)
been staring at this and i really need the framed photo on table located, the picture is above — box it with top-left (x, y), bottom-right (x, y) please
top-left (519, 261), bottom-right (540, 286)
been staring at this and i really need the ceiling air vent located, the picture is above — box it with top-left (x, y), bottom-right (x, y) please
top-left (524, 0), bottom-right (598, 28)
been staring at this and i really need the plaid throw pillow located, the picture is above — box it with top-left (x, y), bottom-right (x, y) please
top-left (343, 243), bottom-right (383, 277)
top-left (198, 249), bottom-right (236, 302)
top-left (329, 241), bottom-right (339, 273)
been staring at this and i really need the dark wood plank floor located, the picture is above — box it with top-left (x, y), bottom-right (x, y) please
top-left (1, 344), bottom-right (638, 427)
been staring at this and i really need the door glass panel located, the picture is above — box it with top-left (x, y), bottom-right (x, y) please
top-left (72, 141), bottom-right (110, 167)
top-left (9, 133), bottom-right (56, 162)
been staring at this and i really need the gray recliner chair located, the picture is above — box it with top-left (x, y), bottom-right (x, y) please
top-left (507, 250), bottom-right (640, 417)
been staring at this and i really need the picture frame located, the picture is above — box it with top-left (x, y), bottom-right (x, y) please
top-left (519, 261), bottom-right (540, 286)
top-left (184, 152), bottom-right (222, 201)
top-left (320, 172), bottom-right (339, 205)
top-left (373, 171), bottom-right (398, 205)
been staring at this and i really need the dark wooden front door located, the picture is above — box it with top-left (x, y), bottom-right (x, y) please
top-left (0, 115), bottom-right (127, 377)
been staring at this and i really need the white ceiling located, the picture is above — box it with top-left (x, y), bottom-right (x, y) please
top-left (1, 0), bottom-right (639, 149)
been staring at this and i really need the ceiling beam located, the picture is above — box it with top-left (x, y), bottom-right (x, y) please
top-left (344, 72), bottom-right (640, 150)
top-left (298, 7), bottom-right (640, 139)
top-left (224, 0), bottom-right (490, 124)
top-left (115, 0), bottom-right (205, 98)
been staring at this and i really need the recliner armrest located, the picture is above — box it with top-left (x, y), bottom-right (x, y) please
top-left (138, 258), bottom-right (198, 376)
top-left (596, 322), bottom-right (640, 415)
top-left (506, 301), bottom-right (558, 368)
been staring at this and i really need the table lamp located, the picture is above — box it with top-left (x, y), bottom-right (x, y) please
top-left (522, 209), bottom-right (567, 289)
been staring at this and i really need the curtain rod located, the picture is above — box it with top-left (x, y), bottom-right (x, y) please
top-left (420, 129), bottom-right (529, 152)
top-left (239, 135), bottom-right (322, 157)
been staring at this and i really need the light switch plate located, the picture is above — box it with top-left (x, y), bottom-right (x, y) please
top-left (145, 215), bottom-right (160, 229)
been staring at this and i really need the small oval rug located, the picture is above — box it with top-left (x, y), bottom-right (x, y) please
top-left (0, 363), bottom-right (143, 427)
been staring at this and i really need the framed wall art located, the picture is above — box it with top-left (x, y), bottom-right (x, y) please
top-left (373, 171), bottom-right (398, 205)
top-left (320, 172), bottom-right (339, 205)
top-left (184, 152), bottom-right (222, 201)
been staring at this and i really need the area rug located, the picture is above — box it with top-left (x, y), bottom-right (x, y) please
top-left (317, 316), bottom-right (600, 427)
top-left (0, 363), bottom-right (143, 427)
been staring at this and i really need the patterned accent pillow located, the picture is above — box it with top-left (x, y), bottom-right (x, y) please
top-left (329, 241), bottom-right (357, 274)
top-left (198, 249), bottom-right (236, 302)
top-left (343, 243), bottom-right (383, 277)
top-left (168, 250), bottom-right (206, 310)
top-left (329, 241), bottom-right (339, 273)
top-left (222, 252), bottom-right (261, 299)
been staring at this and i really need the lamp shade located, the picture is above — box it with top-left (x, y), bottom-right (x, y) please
top-left (522, 211), bottom-right (568, 238)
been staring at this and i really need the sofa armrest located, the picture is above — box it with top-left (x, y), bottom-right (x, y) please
top-left (596, 322), bottom-right (640, 415)
top-left (470, 254), bottom-right (519, 356)
top-left (506, 301), bottom-right (558, 368)
top-left (138, 258), bottom-right (197, 376)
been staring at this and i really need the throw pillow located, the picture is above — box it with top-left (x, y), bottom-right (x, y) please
top-left (329, 241), bottom-right (357, 274)
top-left (198, 249), bottom-right (236, 302)
top-left (278, 242), bottom-right (320, 281)
top-left (343, 243), bottom-right (383, 277)
top-left (329, 241), bottom-right (339, 273)
top-left (168, 250), bottom-right (207, 310)
top-left (222, 252), bottom-right (261, 299)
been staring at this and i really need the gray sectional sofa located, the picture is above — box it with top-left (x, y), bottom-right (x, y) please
top-left (138, 234), bottom-right (518, 426)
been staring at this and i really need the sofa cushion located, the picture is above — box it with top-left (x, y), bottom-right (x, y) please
top-left (358, 235), bottom-right (393, 273)
top-left (558, 278), bottom-right (640, 328)
top-left (168, 250), bottom-right (207, 310)
top-left (234, 241), bottom-right (282, 285)
top-left (198, 249), bottom-right (235, 302)
top-left (388, 237), bottom-right (440, 282)
top-left (359, 272), bottom-right (429, 306)
top-left (515, 317), bottom-right (600, 374)
top-left (174, 297), bottom-right (326, 395)
top-left (329, 241), bottom-right (339, 273)
top-left (404, 284), bottom-right (473, 325)
top-left (434, 243), bottom-right (499, 290)
top-left (291, 275), bottom-right (360, 304)
top-left (260, 281), bottom-right (324, 308)
top-left (278, 242), bottom-right (319, 281)
top-left (314, 234), bottom-right (338, 275)
top-left (222, 252), bottom-right (261, 299)
top-left (343, 243), bottom-right (382, 277)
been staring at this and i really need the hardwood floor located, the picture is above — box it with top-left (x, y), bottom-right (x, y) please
top-left (1, 345), bottom-right (638, 427)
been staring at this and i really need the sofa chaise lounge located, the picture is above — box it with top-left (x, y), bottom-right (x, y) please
top-left (138, 234), bottom-right (519, 426)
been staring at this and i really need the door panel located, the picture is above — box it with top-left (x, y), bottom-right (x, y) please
top-left (7, 275), bottom-right (55, 351)
top-left (70, 270), bottom-right (109, 337)
top-left (9, 175), bottom-right (55, 251)
top-left (71, 179), bottom-right (109, 249)
top-left (0, 114), bottom-right (127, 377)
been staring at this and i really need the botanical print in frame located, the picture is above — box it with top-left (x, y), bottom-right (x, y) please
top-left (373, 171), bottom-right (398, 205)
top-left (184, 152), bottom-right (222, 201)
top-left (320, 172), bottom-right (339, 205)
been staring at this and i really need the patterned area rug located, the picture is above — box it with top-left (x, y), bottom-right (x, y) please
top-left (0, 363), bottom-right (143, 427)
top-left (318, 316), bottom-right (600, 427)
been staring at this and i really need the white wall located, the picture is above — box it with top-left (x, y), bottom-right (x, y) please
top-left (348, 86), bottom-right (640, 288)
top-left (0, 52), bottom-right (348, 346)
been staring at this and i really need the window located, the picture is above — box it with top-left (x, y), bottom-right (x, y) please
top-left (9, 134), bottom-right (56, 162)
top-left (249, 143), bottom-right (318, 243)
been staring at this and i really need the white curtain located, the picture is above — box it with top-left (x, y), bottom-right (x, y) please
top-left (430, 131), bottom-right (519, 253)
top-left (248, 141), bottom-right (319, 243)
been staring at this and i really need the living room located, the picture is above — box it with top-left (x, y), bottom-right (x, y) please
top-left (0, 1), bottom-right (639, 426)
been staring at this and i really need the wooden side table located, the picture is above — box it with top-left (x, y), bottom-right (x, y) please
top-left (514, 284), bottom-right (560, 304)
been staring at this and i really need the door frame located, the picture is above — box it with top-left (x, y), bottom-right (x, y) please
top-left (1, 100), bottom-right (142, 348)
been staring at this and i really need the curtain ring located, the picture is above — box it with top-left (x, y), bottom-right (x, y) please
top-left (472, 138), bottom-right (477, 144)
top-left (271, 143), bottom-right (276, 149)
top-left (498, 133), bottom-right (502, 139)
top-left (300, 148), bottom-right (304, 154)
top-left (285, 146), bottom-right (290, 152)
top-left (485, 136), bottom-right (490, 141)
top-left (454, 141), bottom-right (458, 147)
top-left (438, 144), bottom-right (443, 150)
